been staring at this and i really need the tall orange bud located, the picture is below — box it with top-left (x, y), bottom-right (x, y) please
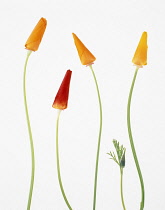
top-left (72, 33), bottom-right (96, 65)
top-left (52, 70), bottom-right (72, 110)
top-left (25, 17), bottom-right (47, 51)
top-left (132, 32), bottom-right (148, 67)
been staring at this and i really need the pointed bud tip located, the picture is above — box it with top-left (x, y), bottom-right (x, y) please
top-left (67, 69), bottom-right (72, 74)
top-left (72, 32), bottom-right (75, 37)
top-left (41, 17), bottom-right (47, 23)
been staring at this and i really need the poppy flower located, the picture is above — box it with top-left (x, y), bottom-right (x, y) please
top-left (132, 32), bottom-right (148, 67)
top-left (72, 33), bottom-right (96, 65)
top-left (52, 70), bottom-right (72, 110)
top-left (25, 17), bottom-right (47, 51)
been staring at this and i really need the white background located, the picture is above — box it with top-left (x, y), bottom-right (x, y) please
top-left (0, 0), bottom-right (165, 209)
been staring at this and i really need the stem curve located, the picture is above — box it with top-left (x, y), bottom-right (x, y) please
top-left (56, 110), bottom-right (73, 210)
top-left (23, 50), bottom-right (35, 210)
top-left (127, 67), bottom-right (145, 210)
top-left (89, 65), bottom-right (103, 210)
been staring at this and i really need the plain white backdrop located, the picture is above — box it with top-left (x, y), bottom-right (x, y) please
top-left (0, 0), bottom-right (165, 209)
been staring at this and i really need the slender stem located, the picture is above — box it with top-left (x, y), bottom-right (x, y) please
top-left (56, 110), bottom-right (73, 210)
top-left (89, 65), bottom-right (103, 210)
top-left (120, 167), bottom-right (126, 210)
top-left (23, 50), bottom-right (35, 210)
top-left (127, 67), bottom-right (145, 210)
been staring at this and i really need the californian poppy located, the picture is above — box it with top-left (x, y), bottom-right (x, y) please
top-left (72, 33), bottom-right (96, 65)
top-left (132, 32), bottom-right (148, 67)
top-left (25, 17), bottom-right (47, 51)
top-left (52, 70), bottom-right (72, 110)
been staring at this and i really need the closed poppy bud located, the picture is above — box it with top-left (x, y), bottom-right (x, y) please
top-left (25, 17), bottom-right (47, 51)
top-left (132, 32), bottom-right (148, 67)
top-left (52, 70), bottom-right (72, 110)
top-left (72, 33), bottom-right (96, 65)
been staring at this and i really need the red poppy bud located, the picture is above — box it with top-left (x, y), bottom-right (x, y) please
top-left (52, 70), bottom-right (72, 110)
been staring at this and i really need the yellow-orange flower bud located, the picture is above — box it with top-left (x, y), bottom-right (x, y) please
top-left (25, 17), bottom-right (47, 51)
top-left (132, 32), bottom-right (148, 67)
top-left (72, 33), bottom-right (96, 65)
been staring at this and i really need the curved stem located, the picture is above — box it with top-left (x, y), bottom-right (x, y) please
top-left (127, 67), bottom-right (145, 210)
top-left (89, 65), bottom-right (103, 210)
top-left (120, 168), bottom-right (126, 210)
top-left (23, 50), bottom-right (35, 210)
top-left (56, 110), bottom-right (73, 210)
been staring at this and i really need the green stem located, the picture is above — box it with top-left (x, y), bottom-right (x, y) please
top-left (127, 67), bottom-right (145, 210)
top-left (56, 110), bottom-right (73, 210)
top-left (120, 167), bottom-right (126, 210)
top-left (89, 65), bottom-right (103, 210)
top-left (23, 50), bottom-right (35, 210)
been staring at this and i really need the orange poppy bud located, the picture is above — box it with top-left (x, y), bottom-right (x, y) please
top-left (52, 70), bottom-right (72, 110)
top-left (25, 17), bottom-right (47, 51)
top-left (132, 32), bottom-right (148, 67)
top-left (72, 33), bottom-right (96, 65)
